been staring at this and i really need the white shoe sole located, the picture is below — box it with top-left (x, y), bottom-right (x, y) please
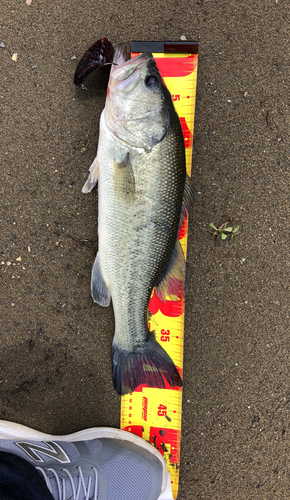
top-left (0, 419), bottom-right (174, 499)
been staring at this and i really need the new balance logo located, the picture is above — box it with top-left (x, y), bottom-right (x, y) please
top-left (15, 441), bottom-right (70, 463)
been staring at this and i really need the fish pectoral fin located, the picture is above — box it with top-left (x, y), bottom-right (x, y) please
top-left (91, 251), bottom-right (111, 306)
top-left (113, 153), bottom-right (135, 199)
top-left (179, 174), bottom-right (195, 229)
top-left (154, 239), bottom-right (186, 303)
top-left (82, 156), bottom-right (100, 193)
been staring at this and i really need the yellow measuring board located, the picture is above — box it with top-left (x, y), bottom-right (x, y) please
top-left (121, 41), bottom-right (198, 499)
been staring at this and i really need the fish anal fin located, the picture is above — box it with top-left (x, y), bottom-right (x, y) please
top-left (91, 251), bottom-right (111, 306)
top-left (82, 156), bottom-right (100, 193)
top-left (112, 335), bottom-right (182, 395)
top-left (155, 239), bottom-right (186, 303)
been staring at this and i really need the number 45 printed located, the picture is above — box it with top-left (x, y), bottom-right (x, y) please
top-left (157, 404), bottom-right (167, 416)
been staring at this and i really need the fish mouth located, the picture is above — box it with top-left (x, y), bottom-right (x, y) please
top-left (110, 44), bottom-right (153, 93)
top-left (112, 43), bottom-right (128, 67)
top-left (113, 52), bottom-right (152, 81)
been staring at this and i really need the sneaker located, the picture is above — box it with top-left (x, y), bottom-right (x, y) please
top-left (0, 420), bottom-right (174, 500)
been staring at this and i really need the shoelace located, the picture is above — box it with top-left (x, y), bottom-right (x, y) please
top-left (36, 465), bottom-right (98, 500)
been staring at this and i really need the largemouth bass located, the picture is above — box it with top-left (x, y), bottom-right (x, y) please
top-left (82, 43), bottom-right (194, 395)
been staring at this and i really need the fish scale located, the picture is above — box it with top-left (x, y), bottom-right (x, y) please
top-left (107, 136), bottom-right (183, 346)
top-left (120, 41), bottom-right (198, 499)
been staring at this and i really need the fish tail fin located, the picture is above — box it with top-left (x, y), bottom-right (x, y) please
top-left (112, 335), bottom-right (182, 395)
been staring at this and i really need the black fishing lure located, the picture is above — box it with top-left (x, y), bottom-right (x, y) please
top-left (74, 37), bottom-right (114, 87)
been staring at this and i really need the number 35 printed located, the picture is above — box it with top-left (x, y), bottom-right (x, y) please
top-left (160, 329), bottom-right (170, 342)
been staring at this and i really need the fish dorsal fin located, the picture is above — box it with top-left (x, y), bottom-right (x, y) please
top-left (91, 251), bottom-right (111, 307)
top-left (155, 239), bottom-right (186, 303)
top-left (179, 174), bottom-right (195, 231)
top-left (82, 156), bottom-right (100, 193)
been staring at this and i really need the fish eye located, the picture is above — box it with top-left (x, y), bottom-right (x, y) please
top-left (145, 74), bottom-right (159, 89)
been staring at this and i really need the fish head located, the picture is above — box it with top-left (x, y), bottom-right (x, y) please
top-left (105, 44), bottom-right (170, 151)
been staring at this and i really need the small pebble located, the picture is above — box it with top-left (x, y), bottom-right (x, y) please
top-left (32, 65), bottom-right (37, 69)
top-left (16, 256), bottom-right (22, 262)
top-left (180, 35), bottom-right (187, 41)
top-left (6, 261), bottom-right (11, 266)
top-left (11, 53), bottom-right (18, 62)
top-left (71, 54), bottom-right (77, 60)
top-left (0, 42), bottom-right (6, 48)
top-left (28, 246), bottom-right (31, 252)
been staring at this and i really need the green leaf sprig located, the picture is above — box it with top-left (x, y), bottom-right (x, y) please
top-left (209, 222), bottom-right (240, 244)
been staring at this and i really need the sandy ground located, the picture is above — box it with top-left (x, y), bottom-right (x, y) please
top-left (1, 0), bottom-right (290, 498)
